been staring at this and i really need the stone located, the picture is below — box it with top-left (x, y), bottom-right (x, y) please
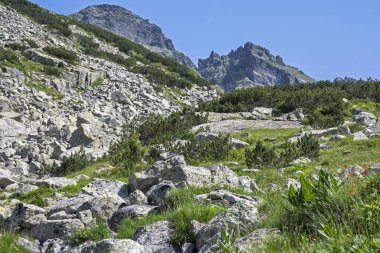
top-left (16, 237), bottom-right (41, 253)
top-left (109, 205), bottom-right (158, 231)
top-left (353, 132), bottom-right (369, 141)
top-left (79, 239), bottom-right (151, 253)
top-left (132, 221), bottom-right (176, 253)
top-left (188, 220), bottom-right (205, 239)
top-left (31, 219), bottom-right (84, 242)
top-left (77, 210), bottom-right (96, 227)
top-left (5, 203), bottom-right (46, 232)
top-left (129, 190), bottom-right (148, 205)
top-left (229, 138), bottom-right (249, 149)
top-left (82, 178), bottom-right (129, 199)
top-left (352, 112), bottom-right (377, 125)
top-left (235, 228), bottom-right (281, 252)
top-left (48, 194), bottom-right (94, 216)
top-left (181, 243), bottom-right (197, 253)
top-left (79, 193), bottom-right (126, 220)
top-left (195, 190), bottom-right (261, 208)
top-left (35, 177), bottom-right (77, 189)
top-left (146, 180), bottom-right (175, 208)
top-left (196, 204), bottom-right (259, 251)
top-left (24, 49), bottom-right (65, 67)
top-left (0, 175), bottom-right (17, 188)
top-left (49, 211), bottom-right (76, 220)
top-left (330, 135), bottom-right (347, 141)
top-left (285, 178), bottom-right (301, 190)
top-left (319, 143), bottom-right (330, 150)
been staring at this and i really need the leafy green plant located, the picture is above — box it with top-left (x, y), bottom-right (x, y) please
top-left (42, 46), bottom-right (79, 64)
top-left (306, 101), bottom-right (345, 129)
top-left (69, 223), bottom-right (109, 246)
top-left (286, 170), bottom-right (341, 208)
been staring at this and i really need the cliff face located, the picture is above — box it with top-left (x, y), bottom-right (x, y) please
top-left (71, 4), bottom-right (196, 69)
top-left (198, 42), bottom-right (315, 91)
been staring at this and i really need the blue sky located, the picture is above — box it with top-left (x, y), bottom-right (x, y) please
top-left (29, 0), bottom-right (380, 81)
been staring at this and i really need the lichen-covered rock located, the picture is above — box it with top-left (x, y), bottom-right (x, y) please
top-left (82, 178), bottom-right (129, 199)
top-left (109, 205), bottom-right (158, 231)
top-left (128, 190), bottom-right (148, 205)
top-left (132, 221), bottom-right (176, 253)
top-left (79, 239), bottom-right (151, 253)
top-left (16, 237), bottom-right (41, 253)
top-left (31, 219), bottom-right (84, 242)
top-left (5, 203), bottom-right (46, 232)
top-left (35, 177), bottom-right (77, 189)
top-left (235, 228), bottom-right (281, 252)
top-left (48, 194), bottom-right (94, 216)
top-left (79, 193), bottom-right (126, 220)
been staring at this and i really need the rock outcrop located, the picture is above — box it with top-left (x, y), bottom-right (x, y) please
top-left (71, 4), bottom-right (196, 69)
top-left (198, 42), bottom-right (315, 91)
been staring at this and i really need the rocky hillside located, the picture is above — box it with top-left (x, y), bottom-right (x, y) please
top-left (0, 1), bottom-right (218, 177)
top-left (198, 42), bottom-right (315, 91)
top-left (71, 4), bottom-right (197, 69)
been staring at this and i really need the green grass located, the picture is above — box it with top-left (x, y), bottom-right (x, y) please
top-left (26, 81), bottom-right (64, 100)
top-left (92, 77), bottom-right (104, 88)
top-left (117, 187), bottom-right (225, 246)
top-left (15, 179), bottom-right (92, 207)
top-left (69, 223), bottom-right (109, 246)
top-left (350, 99), bottom-right (380, 117)
top-left (0, 233), bottom-right (27, 253)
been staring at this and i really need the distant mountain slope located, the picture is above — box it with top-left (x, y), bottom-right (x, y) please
top-left (198, 42), bottom-right (315, 91)
top-left (71, 4), bottom-right (196, 69)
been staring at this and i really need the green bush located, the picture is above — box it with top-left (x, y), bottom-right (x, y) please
top-left (42, 46), bottom-right (79, 64)
top-left (306, 101), bottom-right (345, 129)
top-left (39, 146), bottom-right (91, 177)
top-left (246, 134), bottom-right (320, 169)
top-left (137, 109), bottom-right (208, 146)
top-left (74, 34), bottom-right (99, 49)
top-left (69, 223), bottom-right (109, 246)
top-left (42, 66), bottom-right (63, 76)
top-left (245, 140), bottom-right (278, 169)
top-left (0, 48), bottom-right (21, 65)
top-left (23, 39), bottom-right (39, 48)
top-left (5, 43), bottom-right (28, 51)
top-left (170, 134), bottom-right (233, 163)
top-left (108, 131), bottom-right (147, 174)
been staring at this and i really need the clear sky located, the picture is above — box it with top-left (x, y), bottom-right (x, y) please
top-left (29, 0), bottom-right (379, 81)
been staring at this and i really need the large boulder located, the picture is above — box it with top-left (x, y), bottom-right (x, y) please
top-left (79, 193), bottom-right (126, 220)
top-left (5, 203), bottom-right (46, 232)
top-left (79, 239), bottom-right (151, 253)
top-left (70, 124), bottom-right (107, 148)
top-left (31, 219), bottom-right (84, 242)
top-left (82, 178), bottom-right (129, 199)
top-left (35, 177), bottom-right (77, 189)
top-left (24, 49), bottom-right (66, 67)
top-left (129, 154), bottom-right (258, 193)
top-left (132, 221), bottom-right (176, 253)
top-left (353, 111), bottom-right (377, 126)
top-left (48, 194), bottom-right (94, 216)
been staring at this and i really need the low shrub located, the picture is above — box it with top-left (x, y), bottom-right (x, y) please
top-left (39, 146), bottom-right (91, 177)
top-left (108, 131), bottom-right (147, 175)
top-left (22, 39), bottom-right (39, 48)
top-left (0, 48), bottom-right (21, 65)
top-left (137, 109), bottom-right (208, 146)
top-left (42, 66), bottom-right (63, 76)
top-left (245, 140), bottom-right (278, 169)
top-left (169, 134), bottom-right (233, 163)
top-left (69, 223), bottom-right (109, 246)
top-left (74, 34), bottom-right (99, 49)
top-left (42, 46), bottom-right (79, 64)
top-left (305, 101), bottom-right (346, 129)
top-left (246, 134), bottom-right (320, 168)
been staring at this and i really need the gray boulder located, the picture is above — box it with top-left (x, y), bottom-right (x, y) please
top-left (48, 194), bottom-right (94, 216)
top-left (79, 193), bottom-right (126, 220)
top-left (146, 180), bottom-right (175, 208)
top-left (133, 221), bottom-right (176, 253)
top-left (129, 190), bottom-right (148, 205)
top-left (82, 178), bottom-right (129, 199)
top-left (353, 112), bottom-right (377, 125)
top-left (35, 177), bottom-right (77, 189)
top-left (24, 49), bottom-right (66, 67)
top-left (31, 219), bottom-right (84, 242)
top-left (79, 239), bottom-right (151, 253)
top-left (16, 237), bottom-right (41, 253)
top-left (5, 203), bottom-right (46, 232)
top-left (353, 132), bottom-right (368, 141)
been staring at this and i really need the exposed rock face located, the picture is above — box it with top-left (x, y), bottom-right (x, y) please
top-left (71, 4), bottom-right (196, 69)
top-left (198, 42), bottom-right (315, 91)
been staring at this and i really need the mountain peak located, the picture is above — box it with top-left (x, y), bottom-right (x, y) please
top-left (71, 5), bottom-right (196, 69)
top-left (198, 43), bottom-right (315, 91)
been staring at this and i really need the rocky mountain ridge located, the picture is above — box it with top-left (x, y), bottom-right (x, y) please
top-left (71, 4), bottom-right (197, 69)
top-left (198, 42), bottom-right (316, 91)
